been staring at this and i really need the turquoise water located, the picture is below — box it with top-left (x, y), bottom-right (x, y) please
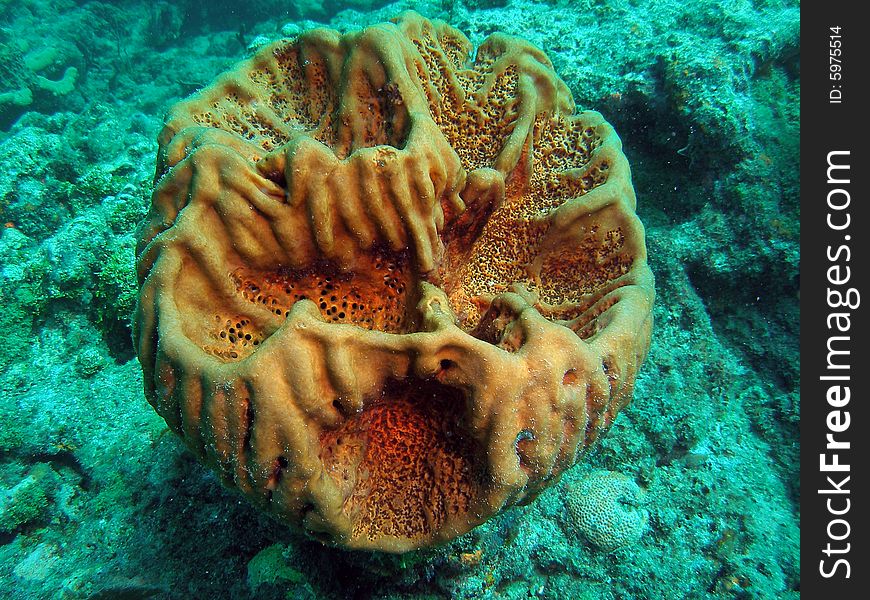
top-left (0, 1), bottom-right (799, 598)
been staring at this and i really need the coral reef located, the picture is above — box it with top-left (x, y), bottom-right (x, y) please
top-left (136, 11), bottom-right (653, 552)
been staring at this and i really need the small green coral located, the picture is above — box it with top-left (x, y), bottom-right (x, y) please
top-left (74, 166), bottom-right (117, 204)
top-left (564, 470), bottom-right (649, 552)
top-left (94, 234), bottom-right (137, 328)
top-left (0, 464), bottom-right (55, 534)
top-left (0, 228), bottom-right (50, 369)
top-left (0, 398), bottom-right (23, 453)
top-left (247, 544), bottom-right (314, 599)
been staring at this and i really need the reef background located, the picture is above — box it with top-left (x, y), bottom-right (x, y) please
top-left (0, 0), bottom-right (799, 598)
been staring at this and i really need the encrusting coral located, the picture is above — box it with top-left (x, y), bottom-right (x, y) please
top-left (134, 11), bottom-right (654, 553)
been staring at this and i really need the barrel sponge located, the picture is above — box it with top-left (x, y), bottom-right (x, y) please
top-left (134, 11), bottom-right (654, 553)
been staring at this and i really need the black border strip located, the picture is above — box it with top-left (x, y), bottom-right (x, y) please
top-left (801, 2), bottom-right (869, 595)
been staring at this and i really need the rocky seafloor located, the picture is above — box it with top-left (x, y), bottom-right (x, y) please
top-left (0, 0), bottom-right (799, 598)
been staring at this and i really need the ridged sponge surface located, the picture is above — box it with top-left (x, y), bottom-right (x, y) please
top-left (134, 11), bottom-right (654, 552)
